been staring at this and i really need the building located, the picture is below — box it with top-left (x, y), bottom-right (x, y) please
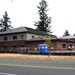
top-left (0, 26), bottom-right (46, 53)
top-left (0, 26), bottom-right (75, 53)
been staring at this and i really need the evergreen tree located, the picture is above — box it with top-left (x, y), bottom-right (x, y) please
top-left (0, 11), bottom-right (12, 32)
top-left (34, 0), bottom-right (52, 33)
top-left (63, 30), bottom-right (70, 36)
top-left (74, 33), bottom-right (75, 36)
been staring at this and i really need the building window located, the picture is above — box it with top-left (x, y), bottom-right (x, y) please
top-left (21, 45), bottom-right (24, 47)
top-left (13, 45), bottom-right (17, 49)
top-left (62, 44), bottom-right (66, 48)
top-left (13, 36), bottom-right (17, 40)
top-left (32, 36), bottom-right (34, 38)
top-left (3, 45), bottom-right (8, 49)
top-left (21, 35), bottom-right (24, 39)
top-left (4, 37), bottom-right (8, 41)
top-left (69, 44), bottom-right (72, 48)
top-left (74, 45), bottom-right (75, 48)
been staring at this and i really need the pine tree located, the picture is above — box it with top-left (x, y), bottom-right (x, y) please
top-left (34, 0), bottom-right (52, 33)
top-left (0, 11), bottom-right (12, 32)
top-left (63, 30), bottom-right (70, 36)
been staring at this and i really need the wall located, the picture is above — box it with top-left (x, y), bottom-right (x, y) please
top-left (0, 33), bottom-right (44, 41)
top-left (0, 33), bottom-right (27, 41)
top-left (0, 35), bottom-right (75, 53)
top-left (0, 40), bottom-right (27, 53)
top-left (26, 33), bottom-right (44, 40)
top-left (55, 41), bottom-right (75, 51)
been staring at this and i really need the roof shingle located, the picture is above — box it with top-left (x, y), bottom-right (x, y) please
top-left (0, 26), bottom-right (46, 35)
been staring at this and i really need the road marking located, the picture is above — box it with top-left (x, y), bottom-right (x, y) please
top-left (0, 72), bottom-right (16, 75)
top-left (0, 63), bottom-right (75, 70)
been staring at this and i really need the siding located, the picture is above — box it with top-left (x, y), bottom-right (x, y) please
top-left (26, 33), bottom-right (44, 40)
top-left (0, 33), bottom-right (27, 41)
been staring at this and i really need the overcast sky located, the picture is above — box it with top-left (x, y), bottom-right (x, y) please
top-left (0, 0), bottom-right (75, 37)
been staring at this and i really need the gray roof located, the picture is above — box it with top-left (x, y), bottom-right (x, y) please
top-left (0, 26), bottom-right (46, 35)
top-left (58, 35), bottom-right (75, 39)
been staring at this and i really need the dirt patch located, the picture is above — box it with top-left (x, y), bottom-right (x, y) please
top-left (0, 53), bottom-right (75, 60)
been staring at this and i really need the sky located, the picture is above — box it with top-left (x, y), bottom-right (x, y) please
top-left (0, 0), bottom-right (75, 37)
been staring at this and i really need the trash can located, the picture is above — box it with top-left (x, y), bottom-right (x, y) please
top-left (38, 44), bottom-right (48, 54)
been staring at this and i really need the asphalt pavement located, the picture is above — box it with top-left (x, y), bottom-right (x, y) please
top-left (0, 58), bottom-right (75, 75)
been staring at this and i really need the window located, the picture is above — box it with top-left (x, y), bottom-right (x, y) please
top-left (32, 36), bottom-right (34, 38)
top-left (21, 35), bottom-right (24, 39)
top-left (62, 44), bottom-right (66, 48)
top-left (13, 36), bottom-right (17, 40)
top-left (69, 44), bottom-right (72, 48)
top-left (3, 45), bottom-right (8, 49)
top-left (4, 37), bottom-right (8, 41)
top-left (74, 45), bottom-right (75, 48)
top-left (21, 45), bottom-right (24, 47)
top-left (13, 45), bottom-right (17, 49)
